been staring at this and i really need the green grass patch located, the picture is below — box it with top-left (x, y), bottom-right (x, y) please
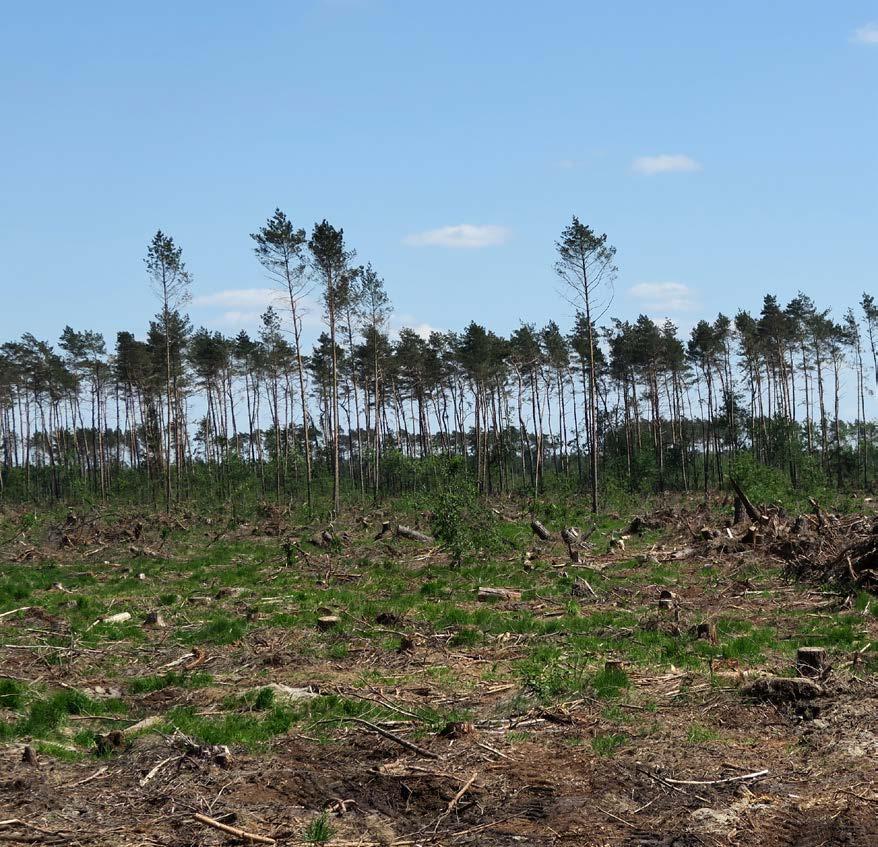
top-left (0, 688), bottom-right (121, 742)
top-left (33, 740), bottom-right (87, 762)
top-left (128, 670), bottom-right (213, 694)
top-left (685, 722), bottom-right (719, 744)
top-left (166, 704), bottom-right (296, 748)
top-left (592, 732), bottom-right (626, 757)
top-left (591, 666), bottom-right (630, 699)
top-left (0, 679), bottom-right (27, 710)
top-left (185, 615), bottom-right (249, 645)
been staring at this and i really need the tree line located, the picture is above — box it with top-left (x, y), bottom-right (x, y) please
top-left (1, 212), bottom-right (876, 510)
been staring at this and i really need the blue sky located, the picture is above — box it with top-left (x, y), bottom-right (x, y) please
top-left (1, 1), bottom-right (876, 349)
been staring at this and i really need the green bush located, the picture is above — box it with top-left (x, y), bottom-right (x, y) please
top-left (429, 459), bottom-right (496, 566)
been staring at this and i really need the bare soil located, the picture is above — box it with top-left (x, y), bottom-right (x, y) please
top-left (0, 498), bottom-right (876, 846)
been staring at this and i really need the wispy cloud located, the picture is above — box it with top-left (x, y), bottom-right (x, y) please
top-left (192, 288), bottom-right (321, 329)
top-left (853, 22), bottom-right (878, 43)
top-left (403, 224), bottom-right (510, 249)
top-left (631, 154), bottom-right (702, 175)
top-left (628, 282), bottom-right (698, 313)
top-left (193, 288), bottom-right (280, 309)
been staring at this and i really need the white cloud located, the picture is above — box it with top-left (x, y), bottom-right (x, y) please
top-left (628, 282), bottom-right (698, 313)
top-left (631, 154), bottom-right (702, 175)
top-left (853, 22), bottom-right (878, 43)
top-left (391, 315), bottom-right (439, 339)
top-left (192, 288), bottom-right (322, 330)
top-left (403, 224), bottom-right (510, 249)
top-left (193, 288), bottom-right (439, 345)
top-left (193, 288), bottom-right (281, 309)
top-left (213, 310), bottom-right (262, 326)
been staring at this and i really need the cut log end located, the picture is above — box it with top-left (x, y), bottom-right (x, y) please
top-left (316, 615), bottom-right (341, 631)
top-left (530, 520), bottom-right (551, 541)
top-left (477, 586), bottom-right (522, 602)
top-left (396, 525), bottom-right (433, 543)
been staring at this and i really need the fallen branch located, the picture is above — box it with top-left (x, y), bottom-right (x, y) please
top-left (396, 525), bottom-right (433, 543)
top-left (0, 820), bottom-right (64, 838)
top-left (433, 770), bottom-right (479, 832)
top-left (123, 715), bottom-right (164, 737)
top-left (321, 716), bottom-right (439, 759)
top-left (139, 754), bottom-right (183, 787)
top-left (444, 770), bottom-right (478, 814)
top-left (665, 769), bottom-right (769, 786)
top-left (64, 766), bottom-right (108, 788)
top-left (193, 813), bottom-right (275, 845)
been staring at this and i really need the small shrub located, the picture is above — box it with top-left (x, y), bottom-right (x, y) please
top-left (253, 687), bottom-right (275, 710)
top-left (519, 648), bottom-right (588, 700)
top-left (429, 459), bottom-right (496, 566)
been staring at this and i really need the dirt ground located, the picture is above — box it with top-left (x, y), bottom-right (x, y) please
top-left (0, 498), bottom-right (876, 846)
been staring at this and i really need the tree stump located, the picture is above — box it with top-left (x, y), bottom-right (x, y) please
top-left (796, 646), bottom-right (828, 678)
top-left (316, 615), bottom-right (340, 631)
top-left (742, 525), bottom-right (762, 546)
top-left (733, 496), bottom-right (744, 525)
top-left (695, 621), bottom-right (717, 643)
top-left (658, 589), bottom-right (677, 609)
top-left (143, 610), bottom-right (167, 628)
top-left (561, 527), bottom-right (580, 546)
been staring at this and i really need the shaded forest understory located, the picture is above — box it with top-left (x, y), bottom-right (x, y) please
top-left (2, 215), bottom-right (878, 507)
top-left (0, 493), bottom-right (876, 845)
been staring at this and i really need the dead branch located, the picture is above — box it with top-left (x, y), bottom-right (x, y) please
top-left (665, 769), bottom-right (769, 786)
top-left (433, 770), bottom-right (479, 831)
top-left (193, 813), bottom-right (275, 845)
top-left (320, 716), bottom-right (439, 759)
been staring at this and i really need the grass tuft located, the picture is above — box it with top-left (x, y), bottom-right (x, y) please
top-left (592, 732), bottom-right (626, 757)
top-left (303, 811), bottom-right (334, 844)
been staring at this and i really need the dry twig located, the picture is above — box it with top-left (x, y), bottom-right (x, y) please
top-left (193, 812), bottom-right (275, 845)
